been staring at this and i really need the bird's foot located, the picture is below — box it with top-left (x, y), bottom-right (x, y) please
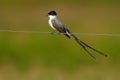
top-left (50, 31), bottom-right (61, 35)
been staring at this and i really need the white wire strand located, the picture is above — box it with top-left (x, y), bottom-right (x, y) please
top-left (0, 30), bottom-right (120, 37)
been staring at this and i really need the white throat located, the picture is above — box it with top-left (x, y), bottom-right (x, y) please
top-left (48, 15), bottom-right (57, 30)
top-left (48, 15), bottom-right (57, 20)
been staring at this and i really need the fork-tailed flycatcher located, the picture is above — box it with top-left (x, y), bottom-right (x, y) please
top-left (47, 11), bottom-right (107, 60)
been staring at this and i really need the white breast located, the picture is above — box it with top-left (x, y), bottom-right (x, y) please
top-left (48, 19), bottom-right (56, 30)
top-left (48, 15), bottom-right (57, 30)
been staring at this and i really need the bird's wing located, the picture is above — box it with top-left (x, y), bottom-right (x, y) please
top-left (52, 20), bottom-right (71, 38)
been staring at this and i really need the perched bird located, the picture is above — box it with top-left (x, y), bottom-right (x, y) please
top-left (47, 10), bottom-right (107, 60)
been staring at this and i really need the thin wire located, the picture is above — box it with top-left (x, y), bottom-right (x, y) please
top-left (0, 30), bottom-right (120, 37)
top-left (0, 30), bottom-right (51, 34)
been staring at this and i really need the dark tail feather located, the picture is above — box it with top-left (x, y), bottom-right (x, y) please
top-left (70, 34), bottom-right (107, 60)
top-left (64, 34), bottom-right (71, 38)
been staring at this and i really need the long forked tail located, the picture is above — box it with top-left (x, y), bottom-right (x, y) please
top-left (70, 33), bottom-right (108, 60)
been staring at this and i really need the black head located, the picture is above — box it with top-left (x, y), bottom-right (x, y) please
top-left (48, 11), bottom-right (57, 15)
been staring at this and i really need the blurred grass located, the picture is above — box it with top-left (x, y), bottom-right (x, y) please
top-left (0, 0), bottom-right (120, 80)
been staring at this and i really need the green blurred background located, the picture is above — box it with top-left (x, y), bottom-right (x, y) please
top-left (0, 0), bottom-right (120, 80)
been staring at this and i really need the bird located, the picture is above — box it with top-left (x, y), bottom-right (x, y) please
top-left (47, 10), bottom-right (107, 60)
